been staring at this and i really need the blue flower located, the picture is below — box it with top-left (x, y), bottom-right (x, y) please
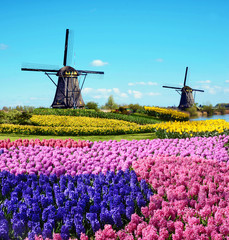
top-left (136, 194), bottom-right (146, 208)
top-left (61, 225), bottom-right (70, 240)
top-left (111, 208), bottom-right (123, 228)
top-left (126, 206), bottom-right (135, 220)
top-left (0, 219), bottom-right (9, 240)
top-left (42, 221), bottom-right (53, 239)
top-left (75, 223), bottom-right (85, 237)
top-left (100, 209), bottom-right (114, 225)
top-left (89, 204), bottom-right (100, 213)
top-left (90, 219), bottom-right (100, 233)
top-left (12, 219), bottom-right (26, 238)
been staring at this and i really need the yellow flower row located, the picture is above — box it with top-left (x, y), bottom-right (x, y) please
top-left (0, 114), bottom-right (228, 137)
top-left (154, 119), bottom-right (229, 137)
top-left (144, 106), bottom-right (189, 121)
top-left (30, 115), bottom-right (140, 128)
top-left (0, 115), bottom-right (157, 136)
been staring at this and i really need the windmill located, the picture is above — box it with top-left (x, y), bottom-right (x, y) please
top-left (21, 29), bottom-right (104, 108)
top-left (163, 67), bottom-right (204, 110)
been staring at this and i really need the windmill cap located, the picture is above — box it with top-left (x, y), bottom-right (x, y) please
top-left (57, 66), bottom-right (78, 76)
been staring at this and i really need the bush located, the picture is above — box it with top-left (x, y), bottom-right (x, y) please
top-left (185, 106), bottom-right (198, 118)
top-left (0, 111), bottom-right (6, 124)
top-left (5, 110), bottom-right (32, 125)
top-left (202, 104), bottom-right (214, 116)
top-left (85, 101), bottom-right (99, 111)
top-left (128, 104), bottom-right (144, 113)
top-left (216, 104), bottom-right (226, 115)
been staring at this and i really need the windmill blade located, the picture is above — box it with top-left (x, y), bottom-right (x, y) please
top-left (63, 29), bottom-right (69, 66)
top-left (21, 63), bottom-right (59, 73)
top-left (183, 67), bottom-right (188, 86)
top-left (63, 29), bottom-right (74, 66)
top-left (192, 88), bottom-right (204, 92)
top-left (21, 68), bottom-right (58, 73)
top-left (163, 86), bottom-right (182, 90)
top-left (77, 70), bottom-right (104, 75)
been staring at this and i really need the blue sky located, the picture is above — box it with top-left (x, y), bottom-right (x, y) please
top-left (0, 0), bottom-right (229, 108)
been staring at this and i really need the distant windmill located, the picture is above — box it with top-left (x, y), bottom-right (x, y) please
top-left (21, 29), bottom-right (104, 108)
top-left (163, 67), bottom-right (204, 109)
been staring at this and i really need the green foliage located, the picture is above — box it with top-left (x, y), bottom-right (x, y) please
top-left (1, 105), bottom-right (35, 112)
top-left (216, 104), bottom-right (226, 115)
top-left (6, 110), bottom-right (32, 125)
top-left (202, 104), bottom-right (214, 116)
top-left (0, 111), bottom-right (6, 124)
top-left (33, 108), bottom-right (160, 125)
top-left (85, 101), bottom-right (99, 111)
top-left (0, 110), bottom-right (32, 125)
top-left (185, 106), bottom-right (198, 118)
top-left (104, 95), bottom-right (118, 110)
top-left (128, 103), bottom-right (144, 113)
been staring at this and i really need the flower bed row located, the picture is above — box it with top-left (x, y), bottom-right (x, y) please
top-left (144, 106), bottom-right (189, 121)
top-left (1, 115), bottom-right (228, 137)
top-left (0, 139), bottom-right (91, 149)
top-left (0, 135), bottom-right (228, 176)
top-left (154, 119), bottom-right (229, 138)
top-left (0, 121), bottom-right (155, 136)
top-left (33, 108), bottom-right (158, 125)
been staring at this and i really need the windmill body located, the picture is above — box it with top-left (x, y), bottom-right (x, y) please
top-left (163, 67), bottom-right (204, 110)
top-left (21, 29), bottom-right (104, 108)
top-left (52, 66), bottom-right (85, 108)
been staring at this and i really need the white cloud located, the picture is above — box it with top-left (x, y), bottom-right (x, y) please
top-left (155, 58), bottom-right (163, 62)
top-left (112, 88), bottom-right (128, 98)
top-left (148, 81), bottom-right (158, 86)
top-left (203, 85), bottom-right (222, 95)
top-left (82, 88), bottom-right (93, 94)
top-left (128, 90), bottom-right (142, 99)
top-left (128, 81), bottom-right (158, 86)
top-left (91, 59), bottom-right (108, 67)
top-left (224, 88), bottom-right (229, 93)
top-left (148, 92), bottom-right (161, 96)
top-left (113, 88), bottom-right (120, 94)
top-left (83, 87), bottom-right (127, 99)
top-left (133, 91), bottom-right (142, 99)
top-left (198, 80), bottom-right (211, 84)
top-left (97, 88), bottom-right (112, 94)
top-left (138, 82), bottom-right (146, 85)
top-left (225, 80), bottom-right (229, 83)
top-left (93, 95), bottom-right (103, 99)
top-left (0, 43), bottom-right (8, 50)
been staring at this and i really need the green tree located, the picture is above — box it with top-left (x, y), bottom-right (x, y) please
top-left (128, 103), bottom-right (144, 113)
top-left (104, 95), bottom-right (118, 110)
top-left (85, 101), bottom-right (99, 111)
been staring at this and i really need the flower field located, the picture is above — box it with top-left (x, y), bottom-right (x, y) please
top-left (0, 134), bottom-right (229, 239)
top-left (154, 119), bottom-right (229, 138)
top-left (1, 114), bottom-right (229, 138)
top-left (144, 107), bottom-right (189, 121)
top-left (0, 115), bottom-right (156, 136)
